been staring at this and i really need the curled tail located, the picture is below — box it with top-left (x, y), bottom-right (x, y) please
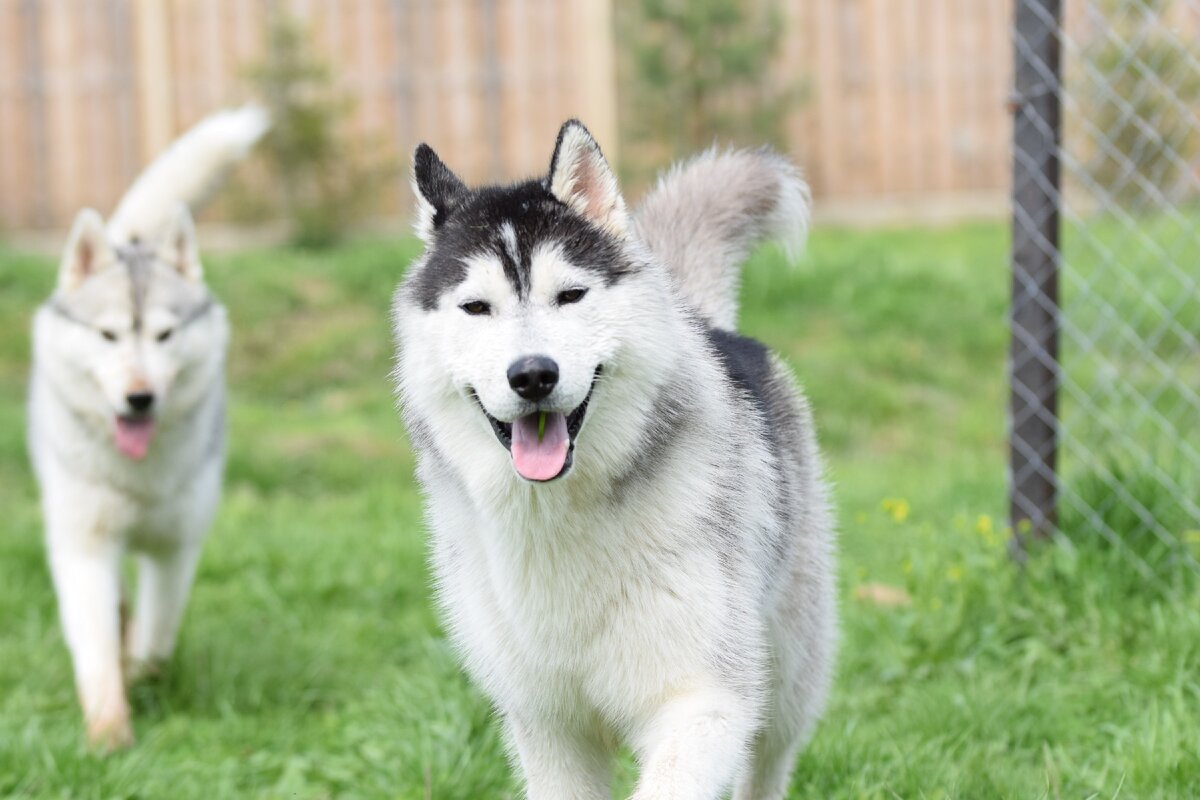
top-left (634, 147), bottom-right (810, 330)
top-left (107, 105), bottom-right (270, 243)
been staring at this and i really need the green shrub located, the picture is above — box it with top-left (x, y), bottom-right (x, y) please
top-left (618, 0), bottom-right (801, 180)
top-left (244, 12), bottom-right (396, 248)
top-left (1079, 3), bottom-right (1200, 208)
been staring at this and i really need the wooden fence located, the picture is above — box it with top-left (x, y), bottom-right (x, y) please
top-left (0, 0), bottom-right (1019, 232)
top-left (0, 0), bottom-right (618, 231)
top-left (782, 0), bottom-right (1013, 212)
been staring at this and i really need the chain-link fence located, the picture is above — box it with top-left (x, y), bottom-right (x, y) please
top-left (1009, 0), bottom-right (1200, 585)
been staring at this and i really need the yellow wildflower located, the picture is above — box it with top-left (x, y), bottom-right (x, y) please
top-left (946, 565), bottom-right (964, 583)
top-left (881, 498), bottom-right (910, 524)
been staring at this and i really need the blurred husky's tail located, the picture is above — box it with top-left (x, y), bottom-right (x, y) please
top-left (107, 105), bottom-right (270, 243)
top-left (634, 147), bottom-right (810, 330)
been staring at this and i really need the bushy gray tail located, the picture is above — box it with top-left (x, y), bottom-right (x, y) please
top-left (634, 147), bottom-right (810, 330)
top-left (106, 105), bottom-right (270, 243)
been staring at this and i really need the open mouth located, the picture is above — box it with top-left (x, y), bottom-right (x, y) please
top-left (474, 367), bottom-right (600, 482)
top-left (113, 413), bottom-right (156, 460)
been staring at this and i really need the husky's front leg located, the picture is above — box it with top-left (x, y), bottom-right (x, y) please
top-left (630, 688), bottom-right (757, 800)
top-left (48, 539), bottom-right (131, 750)
top-left (125, 543), bottom-right (203, 678)
top-left (507, 714), bottom-right (611, 800)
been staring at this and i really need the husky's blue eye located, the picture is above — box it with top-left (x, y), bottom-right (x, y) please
top-left (99, 329), bottom-right (118, 342)
top-left (556, 288), bottom-right (587, 305)
top-left (460, 300), bottom-right (490, 316)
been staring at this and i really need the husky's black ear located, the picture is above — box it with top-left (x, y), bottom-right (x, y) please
top-left (160, 205), bottom-right (203, 282)
top-left (412, 144), bottom-right (466, 243)
top-left (58, 209), bottom-right (116, 292)
top-left (547, 120), bottom-right (629, 238)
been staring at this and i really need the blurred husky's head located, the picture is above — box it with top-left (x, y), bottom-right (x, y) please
top-left (38, 206), bottom-right (227, 460)
top-left (394, 121), bottom-right (680, 485)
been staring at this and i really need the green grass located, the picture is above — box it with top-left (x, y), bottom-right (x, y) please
top-left (1, 224), bottom-right (1197, 798)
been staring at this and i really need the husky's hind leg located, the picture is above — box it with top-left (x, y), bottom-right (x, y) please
top-left (735, 555), bottom-right (836, 800)
top-left (125, 543), bottom-right (203, 678)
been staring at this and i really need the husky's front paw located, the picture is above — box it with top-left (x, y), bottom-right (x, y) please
top-left (629, 781), bottom-right (704, 800)
top-left (85, 706), bottom-right (134, 752)
top-left (628, 790), bottom-right (679, 800)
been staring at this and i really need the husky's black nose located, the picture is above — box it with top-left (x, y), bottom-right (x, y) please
top-left (507, 356), bottom-right (559, 401)
top-left (126, 391), bottom-right (155, 413)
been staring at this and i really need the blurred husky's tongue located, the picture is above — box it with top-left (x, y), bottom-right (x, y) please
top-left (114, 417), bottom-right (156, 460)
top-left (511, 412), bottom-right (569, 481)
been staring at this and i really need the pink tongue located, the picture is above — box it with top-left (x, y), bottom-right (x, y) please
top-left (510, 412), bottom-right (569, 481)
top-left (114, 417), bottom-right (156, 460)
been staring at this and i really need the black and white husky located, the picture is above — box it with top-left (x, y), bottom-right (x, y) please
top-left (392, 120), bottom-right (836, 799)
top-left (27, 107), bottom-right (268, 750)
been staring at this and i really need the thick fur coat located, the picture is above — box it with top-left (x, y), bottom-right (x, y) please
top-left (392, 121), bottom-right (836, 799)
top-left (28, 106), bottom-right (268, 749)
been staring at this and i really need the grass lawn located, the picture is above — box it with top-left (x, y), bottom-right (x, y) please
top-left (0, 223), bottom-right (1196, 798)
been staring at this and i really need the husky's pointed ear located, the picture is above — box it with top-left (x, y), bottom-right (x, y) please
top-left (412, 144), bottom-right (466, 243)
top-left (58, 209), bottom-right (115, 292)
top-left (160, 204), bottom-right (203, 282)
top-left (548, 120), bottom-right (628, 238)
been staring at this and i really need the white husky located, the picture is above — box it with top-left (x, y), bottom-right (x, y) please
top-left (27, 106), bottom-right (268, 750)
top-left (393, 121), bottom-right (837, 799)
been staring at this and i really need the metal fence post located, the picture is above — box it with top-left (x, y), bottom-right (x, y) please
top-left (1009, 0), bottom-right (1063, 553)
